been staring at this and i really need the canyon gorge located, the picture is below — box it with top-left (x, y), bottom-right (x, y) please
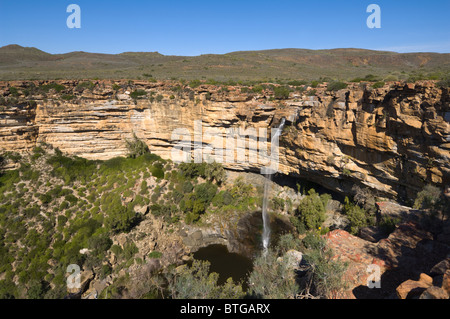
top-left (1, 79), bottom-right (448, 201)
top-left (1, 79), bottom-right (449, 299)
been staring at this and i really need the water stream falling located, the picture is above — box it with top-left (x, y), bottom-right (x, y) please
top-left (261, 118), bottom-right (286, 251)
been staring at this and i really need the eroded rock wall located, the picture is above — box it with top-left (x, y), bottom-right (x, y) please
top-left (0, 80), bottom-right (448, 199)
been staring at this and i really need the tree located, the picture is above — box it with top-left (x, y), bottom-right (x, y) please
top-left (343, 196), bottom-right (369, 235)
top-left (247, 249), bottom-right (299, 299)
top-left (273, 86), bottom-right (290, 99)
top-left (167, 260), bottom-right (244, 299)
top-left (130, 90), bottom-right (147, 100)
top-left (301, 233), bottom-right (348, 299)
top-left (27, 280), bottom-right (50, 299)
top-left (414, 184), bottom-right (443, 212)
top-left (204, 162), bottom-right (226, 185)
top-left (105, 205), bottom-right (140, 233)
top-left (0, 154), bottom-right (4, 172)
top-left (125, 134), bottom-right (149, 159)
top-left (296, 189), bottom-right (326, 230)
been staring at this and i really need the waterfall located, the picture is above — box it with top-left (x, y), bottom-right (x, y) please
top-left (261, 118), bottom-right (286, 251)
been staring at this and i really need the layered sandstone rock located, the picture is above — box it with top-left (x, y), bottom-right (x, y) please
top-left (0, 80), bottom-right (448, 200)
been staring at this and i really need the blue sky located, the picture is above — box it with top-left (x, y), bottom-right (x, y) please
top-left (0, 0), bottom-right (449, 55)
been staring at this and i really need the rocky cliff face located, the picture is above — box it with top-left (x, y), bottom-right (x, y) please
top-left (0, 80), bottom-right (449, 200)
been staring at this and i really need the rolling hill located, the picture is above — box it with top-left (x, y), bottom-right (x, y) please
top-left (0, 44), bottom-right (449, 82)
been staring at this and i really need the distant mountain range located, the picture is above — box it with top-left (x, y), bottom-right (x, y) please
top-left (0, 44), bottom-right (449, 81)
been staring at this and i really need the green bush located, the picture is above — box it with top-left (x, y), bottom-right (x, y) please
top-left (76, 81), bottom-right (95, 91)
top-left (437, 77), bottom-right (450, 87)
top-left (372, 81), bottom-right (385, 89)
top-left (327, 81), bottom-right (348, 91)
top-left (301, 233), bottom-right (348, 298)
top-left (248, 249), bottom-right (299, 299)
top-left (61, 94), bottom-right (75, 101)
top-left (148, 251), bottom-right (162, 259)
top-left (251, 85), bottom-right (264, 93)
top-left (295, 189), bottom-right (327, 230)
top-left (204, 162), bottom-right (226, 185)
top-left (413, 184), bottom-right (443, 213)
top-left (310, 80), bottom-right (320, 88)
top-left (9, 87), bottom-right (20, 97)
top-left (343, 197), bottom-right (369, 235)
top-left (130, 90), bottom-right (147, 100)
top-left (39, 83), bottom-right (66, 93)
top-left (167, 260), bottom-right (244, 299)
top-left (273, 86), bottom-right (290, 99)
top-left (212, 190), bottom-right (233, 208)
top-left (189, 80), bottom-right (202, 88)
top-left (105, 205), bottom-right (140, 234)
top-left (125, 134), bottom-right (150, 159)
top-left (193, 182), bottom-right (218, 205)
top-left (27, 280), bottom-right (50, 299)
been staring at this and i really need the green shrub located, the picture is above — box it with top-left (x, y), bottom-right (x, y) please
top-left (130, 90), bottom-right (147, 99)
top-left (273, 86), bottom-right (290, 99)
top-left (437, 77), bottom-right (450, 87)
top-left (181, 180), bottom-right (194, 194)
top-left (125, 134), bottom-right (150, 159)
top-left (413, 184), bottom-right (443, 212)
top-left (193, 182), bottom-right (218, 205)
top-left (9, 87), bottom-right (20, 97)
top-left (310, 80), bottom-right (320, 88)
top-left (39, 83), bottom-right (66, 93)
top-left (372, 81), bottom-right (385, 89)
top-left (148, 251), bottom-right (162, 259)
top-left (251, 85), bottom-right (264, 93)
top-left (167, 260), bottom-right (244, 299)
top-left (61, 94), bottom-right (75, 101)
top-left (327, 81), bottom-right (348, 91)
top-left (150, 164), bottom-right (164, 179)
top-left (295, 189), bottom-right (326, 230)
top-left (301, 233), bottom-right (348, 298)
top-left (39, 193), bottom-right (52, 205)
top-left (27, 280), bottom-right (50, 299)
top-left (64, 194), bottom-right (78, 205)
top-left (76, 81), bottom-right (95, 91)
top-left (105, 205), bottom-right (140, 233)
top-left (204, 162), bottom-right (226, 185)
top-left (212, 190), bottom-right (233, 208)
top-left (379, 216), bottom-right (400, 235)
top-left (343, 197), bottom-right (369, 235)
top-left (248, 249), bottom-right (299, 299)
top-left (189, 79), bottom-right (202, 88)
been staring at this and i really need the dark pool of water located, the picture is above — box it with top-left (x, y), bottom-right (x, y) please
top-left (193, 244), bottom-right (253, 288)
top-left (191, 212), bottom-right (294, 291)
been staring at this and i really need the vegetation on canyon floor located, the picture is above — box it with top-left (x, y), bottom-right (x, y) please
top-left (0, 137), bottom-right (358, 299)
top-left (0, 132), bottom-right (447, 299)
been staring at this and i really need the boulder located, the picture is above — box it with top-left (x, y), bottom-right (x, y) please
top-left (443, 269), bottom-right (450, 295)
top-left (67, 269), bottom-right (94, 295)
top-left (396, 273), bottom-right (433, 299)
top-left (282, 250), bottom-right (303, 270)
top-left (419, 286), bottom-right (449, 299)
